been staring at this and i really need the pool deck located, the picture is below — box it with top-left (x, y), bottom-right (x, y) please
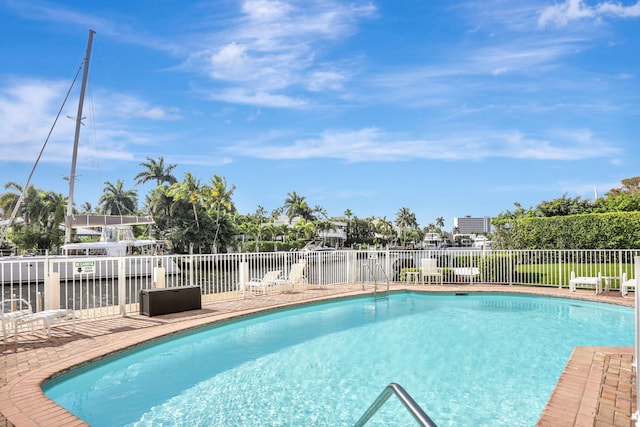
top-left (0, 284), bottom-right (636, 427)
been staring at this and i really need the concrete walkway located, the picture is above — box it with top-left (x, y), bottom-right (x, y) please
top-left (0, 284), bottom-right (636, 426)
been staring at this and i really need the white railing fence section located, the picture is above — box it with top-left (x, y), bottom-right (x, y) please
top-left (634, 256), bottom-right (640, 427)
top-left (1, 249), bottom-right (639, 320)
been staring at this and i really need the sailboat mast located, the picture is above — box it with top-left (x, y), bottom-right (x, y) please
top-left (65, 29), bottom-right (95, 244)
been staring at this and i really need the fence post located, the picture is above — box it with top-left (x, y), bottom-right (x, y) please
top-left (508, 250), bottom-right (514, 286)
top-left (153, 265), bottom-right (166, 288)
top-left (118, 257), bottom-right (126, 315)
top-left (44, 273), bottom-right (60, 310)
top-left (43, 253), bottom-right (61, 310)
top-left (189, 245), bottom-right (195, 287)
top-left (239, 257), bottom-right (249, 299)
top-left (558, 250), bottom-right (564, 289)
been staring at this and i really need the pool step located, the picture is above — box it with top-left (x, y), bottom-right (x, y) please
top-left (374, 293), bottom-right (389, 301)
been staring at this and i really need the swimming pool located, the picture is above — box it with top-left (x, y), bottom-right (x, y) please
top-left (43, 292), bottom-right (634, 426)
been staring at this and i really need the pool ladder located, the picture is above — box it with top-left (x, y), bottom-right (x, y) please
top-left (360, 262), bottom-right (389, 298)
top-left (353, 382), bottom-right (438, 427)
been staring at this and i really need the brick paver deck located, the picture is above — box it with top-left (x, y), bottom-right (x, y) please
top-left (0, 284), bottom-right (636, 426)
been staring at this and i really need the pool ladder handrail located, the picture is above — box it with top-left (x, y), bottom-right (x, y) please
top-left (353, 382), bottom-right (437, 427)
top-left (360, 262), bottom-right (389, 294)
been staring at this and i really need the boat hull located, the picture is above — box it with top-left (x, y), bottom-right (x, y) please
top-left (0, 255), bottom-right (180, 285)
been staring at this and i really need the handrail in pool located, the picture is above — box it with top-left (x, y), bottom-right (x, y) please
top-left (360, 261), bottom-right (390, 295)
top-left (353, 382), bottom-right (437, 427)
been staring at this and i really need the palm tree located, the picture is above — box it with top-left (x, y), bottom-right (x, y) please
top-left (283, 191), bottom-right (313, 223)
top-left (276, 223), bottom-right (290, 242)
top-left (313, 205), bottom-right (328, 220)
top-left (283, 191), bottom-right (303, 223)
top-left (452, 226), bottom-right (461, 245)
top-left (99, 180), bottom-right (138, 215)
top-left (7, 186), bottom-right (45, 238)
top-left (271, 207), bottom-right (283, 220)
top-left (135, 156), bottom-right (178, 187)
top-left (254, 205), bottom-right (267, 244)
top-left (395, 207), bottom-right (418, 247)
top-left (315, 219), bottom-right (334, 244)
top-left (80, 202), bottom-right (93, 214)
top-left (0, 182), bottom-right (22, 220)
top-left (40, 192), bottom-right (66, 232)
top-left (291, 218), bottom-right (316, 240)
top-left (376, 216), bottom-right (394, 245)
top-left (343, 208), bottom-right (353, 243)
top-left (1, 182), bottom-right (43, 229)
top-left (204, 174), bottom-right (236, 248)
top-left (262, 223), bottom-right (277, 242)
top-left (144, 185), bottom-right (174, 239)
top-left (168, 173), bottom-right (202, 230)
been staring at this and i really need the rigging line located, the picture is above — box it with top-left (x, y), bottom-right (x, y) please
top-left (0, 61), bottom-right (85, 244)
top-left (91, 38), bottom-right (112, 188)
top-left (86, 79), bottom-right (100, 187)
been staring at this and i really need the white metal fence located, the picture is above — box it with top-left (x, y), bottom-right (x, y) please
top-left (1, 248), bottom-right (639, 320)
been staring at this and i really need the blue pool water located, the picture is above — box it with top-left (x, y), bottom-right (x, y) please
top-left (43, 293), bottom-right (634, 426)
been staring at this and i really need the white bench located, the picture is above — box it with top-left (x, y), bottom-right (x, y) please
top-left (621, 272), bottom-right (636, 297)
top-left (454, 267), bottom-right (480, 282)
top-left (569, 271), bottom-right (602, 293)
top-left (2, 298), bottom-right (75, 343)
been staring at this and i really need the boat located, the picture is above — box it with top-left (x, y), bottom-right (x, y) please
top-left (61, 224), bottom-right (170, 257)
top-left (0, 249), bottom-right (179, 285)
top-left (0, 30), bottom-right (180, 285)
top-left (300, 240), bottom-right (337, 252)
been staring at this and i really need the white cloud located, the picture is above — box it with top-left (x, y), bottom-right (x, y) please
top-left (471, 39), bottom-right (583, 73)
top-left (539, 0), bottom-right (640, 27)
top-left (135, 107), bottom-right (181, 121)
top-left (103, 93), bottom-right (182, 121)
top-left (209, 43), bottom-right (250, 79)
top-left (499, 129), bottom-right (616, 160)
top-left (241, 0), bottom-right (292, 21)
top-left (0, 78), bottom-right (71, 147)
top-left (0, 79), bottom-right (179, 164)
top-left (4, 1), bottom-right (112, 36)
top-left (209, 88), bottom-right (308, 108)
top-left (307, 69), bottom-right (349, 91)
top-left (4, 0), bottom-right (185, 54)
top-left (191, 0), bottom-right (376, 107)
top-left (597, 1), bottom-right (640, 17)
top-left (361, 34), bottom-right (588, 109)
top-left (221, 127), bottom-right (620, 162)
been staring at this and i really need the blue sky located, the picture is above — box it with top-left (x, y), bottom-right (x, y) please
top-left (1, 0), bottom-right (638, 229)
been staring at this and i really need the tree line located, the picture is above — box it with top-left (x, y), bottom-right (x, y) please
top-left (3, 155), bottom-right (639, 253)
top-left (0, 157), bottom-right (437, 253)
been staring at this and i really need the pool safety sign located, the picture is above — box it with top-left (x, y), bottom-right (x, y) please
top-left (74, 260), bottom-right (95, 275)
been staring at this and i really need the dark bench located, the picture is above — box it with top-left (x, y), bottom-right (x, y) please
top-left (139, 286), bottom-right (201, 316)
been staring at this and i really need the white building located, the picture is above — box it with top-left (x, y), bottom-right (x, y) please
top-left (422, 232), bottom-right (443, 248)
top-left (453, 216), bottom-right (492, 234)
top-left (272, 216), bottom-right (347, 247)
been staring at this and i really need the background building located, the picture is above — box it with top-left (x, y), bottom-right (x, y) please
top-left (453, 216), bottom-right (492, 234)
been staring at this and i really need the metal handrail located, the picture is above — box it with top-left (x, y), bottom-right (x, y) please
top-left (360, 262), bottom-right (390, 293)
top-left (353, 382), bottom-right (437, 427)
top-left (376, 262), bottom-right (390, 292)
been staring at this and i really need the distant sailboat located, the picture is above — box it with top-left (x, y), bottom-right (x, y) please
top-left (0, 30), bottom-right (177, 276)
top-left (60, 29), bottom-right (164, 255)
top-left (0, 30), bottom-right (179, 283)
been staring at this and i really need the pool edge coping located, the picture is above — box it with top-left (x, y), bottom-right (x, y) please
top-left (0, 284), bottom-right (635, 427)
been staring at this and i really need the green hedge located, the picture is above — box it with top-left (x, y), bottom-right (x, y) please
top-left (492, 211), bottom-right (640, 249)
top-left (237, 240), bottom-right (307, 252)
